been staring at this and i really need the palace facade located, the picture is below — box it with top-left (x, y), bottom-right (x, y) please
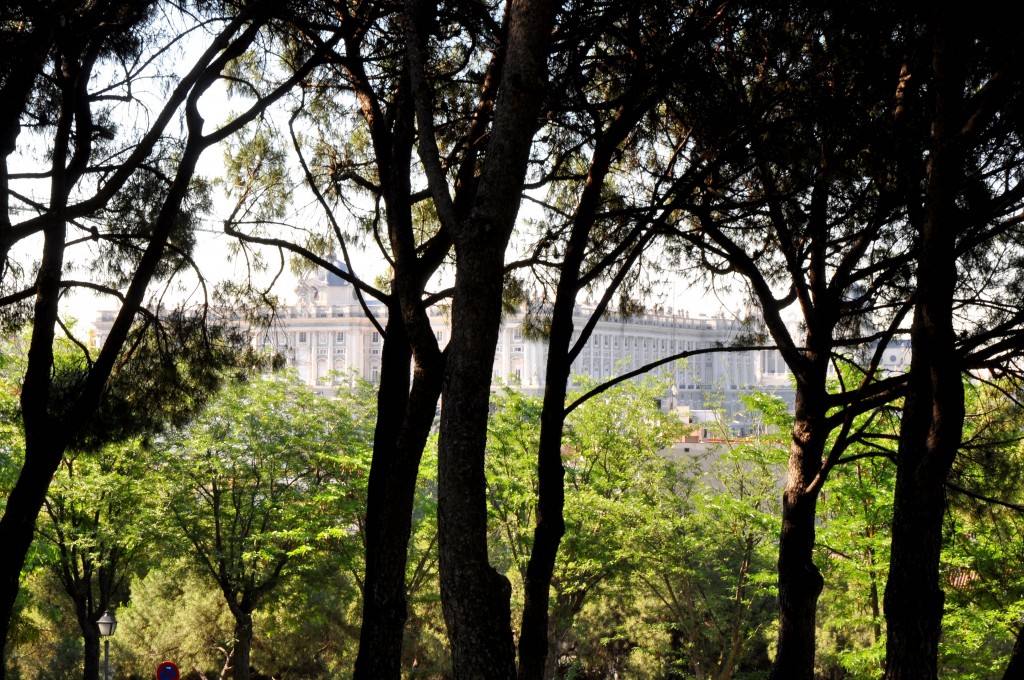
top-left (254, 266), bottom-right (795, 419)
top-left (93, 265), bottom-right (798, 422)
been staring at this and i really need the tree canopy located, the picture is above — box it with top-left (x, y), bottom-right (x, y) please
top-left (4, 1), bottom-right (1024, 679)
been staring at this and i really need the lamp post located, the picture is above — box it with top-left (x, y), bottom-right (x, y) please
top-left (97, 609), bottom-right (117, 680)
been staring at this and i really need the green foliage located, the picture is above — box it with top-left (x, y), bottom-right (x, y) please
top-left (1, 315), bottom-right (250, 456)
top-left (91, 160), bottom-right (211, 288)
top-left (163, 369), bottom-right (369, 584)
top-left (815, 455), bottom-right (893, 678)
top-left (633, 408), bottom-right (783, 679)
top-left (401, 437), bottom-right (449, 676)
top-left (118, 555), bottom-right (368, 679)
top-left (938, 381), bottom-right (1024, 678)
top-left (811, 376), bottom-right (1024, 679)
top-left (253, 559), bottom-right (363, 678)
top-left (940, 512), bottom-right (1024, 680)
top-left (486, 388), bottom-right (543, 577)
top-left (5, 569), bottom-right (84, 680)
top-left (35, 437), bottom-right (167, 618)
top-left (157, 369), bottom-right (373, 672)
top-left (114, 559), bottom-right (235, 677)
top-left (485, 377), bottom-right (781, 677)
top-left (0, 354), bottom-right (22, 512)
top-left (220, 123), bottom-right (292, 228)
top-left (557, 377), bottom-right (690, 618)
top-left (12, 351), bottom-right (1024, 679)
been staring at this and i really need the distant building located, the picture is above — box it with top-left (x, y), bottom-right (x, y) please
top-left (92, 263), bottom-right (797, 420)
top-left (260, 265), bottom-right (797, 418)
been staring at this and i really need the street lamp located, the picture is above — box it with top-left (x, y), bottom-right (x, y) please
top-left (97, 609), bottom-right (117, 680)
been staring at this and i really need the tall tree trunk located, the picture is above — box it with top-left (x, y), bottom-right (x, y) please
top-left (515, 183), bottom-right (585, 680)
top-left (232, 608), bottom-right (254, 680)
top-left (355, 315), bottom-right (443, 679)
top-left (883, 12), bottom-right (966, 678)
top-left (351, 8), bottom-right (453, 668)
top-left (0, 213), bottom-right (68, 674)
top-left (771, 376), bottom-right (828, 680)
top-left (73, 598), bottom-right (102, 680)
top-left (517, 383), bottom-right (567, 680)
top-left (1002, 624), bottom-right (1024, 679)
top-left (351, 37), bottom-right (443, 675)
top-left (517, 334), bottom-right (569, 680)
top-left (439, 243), bottom-right (518, 678)
top-left (516, 82), bottom-right (650, 680)
top-left (543, 619), bottom-right (562, 680)
top-left (0, 69), bottom-right (216, 672)
top-left (437, 0), bottom-right (558, 676)
top-left (0, 440), bottom-right (64, 671)
top-left (83, 629), bottom-right (100, 680)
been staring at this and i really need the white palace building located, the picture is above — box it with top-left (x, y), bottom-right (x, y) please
top-left (93, 264), bottom-right (798, 421)
top-left (254, 265), bottom-right (795, 418)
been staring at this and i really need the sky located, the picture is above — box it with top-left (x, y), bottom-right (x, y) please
top-left (49, 41), bottom-right (746, 331)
